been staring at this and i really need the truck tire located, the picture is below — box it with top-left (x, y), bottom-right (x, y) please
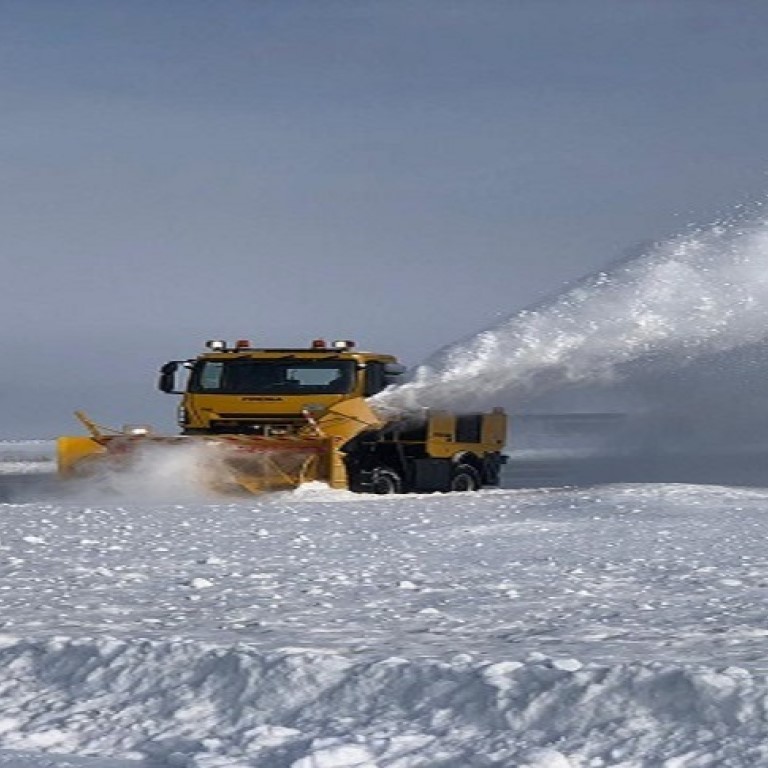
top-left (451, 464), bottom-right (481, 492)
top-left (371, 467), bottom-right (403, 495)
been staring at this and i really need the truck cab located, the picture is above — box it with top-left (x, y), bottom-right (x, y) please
top-left (159, 338), bottom-right (406, 436)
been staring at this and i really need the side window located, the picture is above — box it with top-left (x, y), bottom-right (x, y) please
top-left (199, 362), bottom-right (224, 390)
top-left (456, 415), bottom-right (482, 443)
top-left (364, 363), bottom-right (386, 396)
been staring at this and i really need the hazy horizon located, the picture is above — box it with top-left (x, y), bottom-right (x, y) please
top-left (3, 1), bottom-right (768, 437)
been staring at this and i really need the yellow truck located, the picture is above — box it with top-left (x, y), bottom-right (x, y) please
top-left (58, 338), bottom-right (507, 494)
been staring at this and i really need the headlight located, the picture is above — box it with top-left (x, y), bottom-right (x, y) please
top-left (123, 425), bottom-right (151, 436)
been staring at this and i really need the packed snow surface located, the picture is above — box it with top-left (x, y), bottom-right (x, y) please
top-left (3, 476), bottom-right (768, 766)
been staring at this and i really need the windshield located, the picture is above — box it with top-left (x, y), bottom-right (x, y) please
top-left (189, 360), bottom-right (356, 395)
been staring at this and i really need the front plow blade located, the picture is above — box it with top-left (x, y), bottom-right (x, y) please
top-left (57, 436), bottom-right (107, 476)
top-left (56, 397), bottom-right (383, 495)
top-left (204, 436), bottom-right (326, 494)
top-left (57, 433), bottom-right (328, 495)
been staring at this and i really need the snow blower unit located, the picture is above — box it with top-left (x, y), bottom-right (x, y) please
top-left (57, 338), bottom-right (507, 494)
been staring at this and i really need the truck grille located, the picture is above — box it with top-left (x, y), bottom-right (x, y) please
top-left (209, 416), bottom-right (305, 436)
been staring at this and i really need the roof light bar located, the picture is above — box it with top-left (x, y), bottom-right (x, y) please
top-left (206, 340), bottom-right (227, 351)
top-left (331, 340), bottom-right (356, 350)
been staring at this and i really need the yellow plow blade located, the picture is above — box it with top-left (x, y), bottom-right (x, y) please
top-left (57, 436), bottom-right (107, 477)
top-left (56, 398), bottom-right (385, 495)
top-left (57, 433), bottom-right (329, 495)
top-left (202, 436), bottom-right (326, 494)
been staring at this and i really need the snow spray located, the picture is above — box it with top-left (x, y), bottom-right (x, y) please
top-left (69, 441), bottom-right (224, 501)
top-left (371, 210), bottom-right (768, 415)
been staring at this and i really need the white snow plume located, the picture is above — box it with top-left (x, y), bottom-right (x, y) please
top-left (372, 211), bottom-right (768, 414)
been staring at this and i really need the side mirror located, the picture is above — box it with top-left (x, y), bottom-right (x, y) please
top-left (158, 361), bottom-right (180, 394)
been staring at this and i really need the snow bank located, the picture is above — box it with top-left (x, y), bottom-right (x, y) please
top-left (2, 635), bottom-right (768, 767)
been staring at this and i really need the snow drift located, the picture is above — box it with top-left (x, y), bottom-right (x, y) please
top-left (2, 634), bottom-right (768, 767)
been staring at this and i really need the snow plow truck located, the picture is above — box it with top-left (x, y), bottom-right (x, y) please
top-left (57, 338), bottom-right (507, 495)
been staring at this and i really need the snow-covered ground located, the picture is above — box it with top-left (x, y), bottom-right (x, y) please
top-left (2, 459), bottom-right (768, 768)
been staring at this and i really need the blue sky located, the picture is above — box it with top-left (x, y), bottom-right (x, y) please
top-left (2, 0), bottom-right (768, 436)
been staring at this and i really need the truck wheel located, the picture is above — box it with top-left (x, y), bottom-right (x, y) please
top-left (451, 464), bottom-right (481, 492)
top-left (371, 467), bottom-right (403, 495)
